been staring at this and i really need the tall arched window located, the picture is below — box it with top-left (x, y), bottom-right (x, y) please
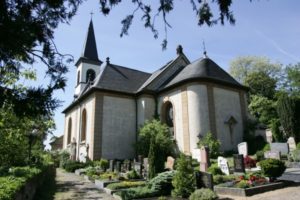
top-left (86, 69), bottom-right (96, 82)
top-left (163, 101), bottom-right (174, 127)
top-left (81, 109), bottom-right (87, 142)
top-left (77, 70), bottom-right (80, 85)
top-left (67, 118), bottom-right (72, 144)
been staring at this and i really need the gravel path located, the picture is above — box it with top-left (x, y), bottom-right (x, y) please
top-left (54, 168), bottom-right (115, 200)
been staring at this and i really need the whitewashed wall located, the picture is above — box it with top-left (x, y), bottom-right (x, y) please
top-left (213, 87), bottom-right (243, 151)
top-left (187, 84), bottom-right (210, 152)
top-left (137, 96), bottom-right (155, 128)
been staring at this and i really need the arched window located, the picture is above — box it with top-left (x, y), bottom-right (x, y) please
top-left (86, 69), bottom-right (96, 82)
top-left (77, 70), bottom-right (80, 85)
top-left (81, 109), bottom-right (87, 142)
top-left (162, 101), bottom-right (174, 128)
top-left (67, 118), bottom-right (72, 144)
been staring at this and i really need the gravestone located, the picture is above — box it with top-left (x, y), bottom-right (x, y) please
top-left (200, 146), bottom-right (210, 172)
top-left (116, 161), bottom-right (122, 172)
top-left (271, 143), bottom-right (289, 155)
top-left (109, 160), bottom-right (115, 172)
top-left (134, 162), bottom-right (143, 176)
top-left (287, 137), bottom-right (297, 151)
top-left (165, 156), bottom-right (175, 170)
top-left (217, 156), bottom-right (230, 175)
top-left (233, 154), bottom-right (245, 173)
top-left (264, 150), bottom-right (281, 160)
top-left (195, 171), bottom-right (213, 190)
top-left (192, 148), bottom-right (201, 162)
top-left (143, 158), bottom-right (149, 178)
top-left (238, 142), bottom-right (248, 157)
top-left (266, 129), bottom-right (273, 143)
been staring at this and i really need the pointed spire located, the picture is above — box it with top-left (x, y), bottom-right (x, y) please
top-left (75, 19), bottom-right (102, 66)
top-left (82, 19), bottom-right (99, 60)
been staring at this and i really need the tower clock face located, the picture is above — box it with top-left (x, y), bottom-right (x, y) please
top-left (166, 103), bottom-right (174, 127)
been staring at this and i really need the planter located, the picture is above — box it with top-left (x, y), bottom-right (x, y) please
top-left (214, 181), bottom-right (285, 196)
top-left (95, 179), bottom-right (119, 189)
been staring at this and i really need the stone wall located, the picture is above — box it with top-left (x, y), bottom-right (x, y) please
top-left (101, 95), bottom-right (136, 159)
top-left (137, 95), bottom-right (156, 127)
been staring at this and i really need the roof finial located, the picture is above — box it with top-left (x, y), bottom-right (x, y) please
top-left (90, 11), bottom-right (94, 20)
top-left (202, 40), bottom-right (207, 58)
top-left (106, 57), bottom-right (110, 64)
top-left (176, 45), bottom-right (183, 55)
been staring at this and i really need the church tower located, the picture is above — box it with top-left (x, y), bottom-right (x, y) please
top-left (74, 19), bottom-right (102, 96)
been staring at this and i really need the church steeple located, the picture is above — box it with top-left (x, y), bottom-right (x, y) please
top-left (75, 19), bottom-right (102, 66)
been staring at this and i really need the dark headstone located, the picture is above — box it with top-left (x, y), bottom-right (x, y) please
top-left (233, 154), bottom-right (245, 173)
top-left (109, 160), bottom-right (115, 172)
top-left (195, 171), bottom-right (213, 190)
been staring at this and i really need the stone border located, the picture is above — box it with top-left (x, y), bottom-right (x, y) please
top-left (214, 182), bottom-right (285, 196)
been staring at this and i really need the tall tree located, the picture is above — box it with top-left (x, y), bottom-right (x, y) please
top-left (284, 63), bottom-right (300, 96)
top-left (229, 56), bottom-right (282, 84)
top-left (0, 0), bottom-right (82, 117)
top-left (244, 71), bottom-right (277, 99)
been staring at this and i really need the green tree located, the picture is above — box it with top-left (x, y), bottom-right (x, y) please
top-left (137, 119), bottom-right (174, 178)
top-left (248, 95), bottom-right (277, 126)
top-left (0, 0), bottom-right (82, 117)
top-left (284, 63), bottom-right (300, 96)
top-left (197, 132), bottom-right (221, 158)
top-left (277, 93), bottom-right (300, 142)
top-left (244, 71), bottom-right (277, 99)
top-left (172, 154), bottom-right (195, 198)
top-left (229, 56), bottom-right (282, 84)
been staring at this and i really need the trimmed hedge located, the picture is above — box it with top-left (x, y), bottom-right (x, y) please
top-left (0, 177), bottom-right (25, 200)
top-left (189, 188), bottom-right (218, 200)
top-left (259, 159), bottom-right (286, 178)
top-left (107, 181), bottom-right (146, 190)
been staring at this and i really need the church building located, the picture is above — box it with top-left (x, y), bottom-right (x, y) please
top-left (62, 20), bottom-right (248, 161)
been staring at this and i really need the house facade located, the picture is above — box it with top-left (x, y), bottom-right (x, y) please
top-left (62, 20), bottom-right (248, 161)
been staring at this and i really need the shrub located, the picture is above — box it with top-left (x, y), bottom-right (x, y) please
top-left (0, 177), bottom-right (25, 200)
top-left (208, 164), bottom-right (223, 175)
top-left (107, 181), bottom-right (146, 190)
top-left (263, 143), bottom-right (270, 152)
top-left (259, 159), bottom-right (286, 178)
top-left (158, 196), bottom-right (167, 200)
top-left (9, 166), bottom-right (41, 179)
top-left (189, 188), bottom-right (218, 200)
top-left (172, 154), bottom-right (195, 198)
top-left (235, 180), bottom-right (250, 188)
top-left (244, 156), bottom-right (257, 168)
top-left (198, 132), bottom-right (221, 158)
top-left (297, 143), bottom-right (300, 150)
top-left (63, 160), bottom-right (86, 172)
top-left (213, 175), bottom-right (237, 185)
top-left (59, 150), bottom-right (70, 168)
top-left (98, 172), bottom-right (117, 180)
top-left (116, 186), bottom-right (158, 200)
top-left (149, 171), bottom-right (175, 195)
top-left (256, 150), bottom-right (264, 161)
top-left (127, 170), bottom-right (140, 179)
top-left (93, 159), bottom-right (109, 171)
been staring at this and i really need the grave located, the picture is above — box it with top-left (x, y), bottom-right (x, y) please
top-left (264, 150), bottom-right (281, 160)
top-left (233, 154), bottom-right (245, 173)
top-left (109, 160), bottom-right (115, 172)
top-left (200, 146), bottom-right (210, 172)
top-left (238, 142), bottom-right (248, 157)
top-left (192, 148), bottom-right (201, 162)
top-left (195, 171), bottom-right (213, 190)
top-left (165, 156), bottom-right (175, 170)
top-left (134, 162), bottom-right (143, 176)
top-left (115, 161), bottom-right (121, 172)
top-left (287, 137), bottom-right (297, 151)
top-left (270, 143), bottom-right (289, 155)
top-left (143, 158), bottom-right (149, 178)
top-left (218, 156), bottom-right (230, 175)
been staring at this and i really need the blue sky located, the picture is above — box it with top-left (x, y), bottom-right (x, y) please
top-left (44, 1), bottom-right (300, 148)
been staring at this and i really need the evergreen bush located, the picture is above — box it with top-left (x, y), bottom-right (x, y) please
top-left (172, 154), bottom-right (195, 198)
top-left (259, 159), bottom-right (286, 178)
top-left (189, 188), bottom-right (218, 200)
top-left (207, 164), bottom-right (223, 175)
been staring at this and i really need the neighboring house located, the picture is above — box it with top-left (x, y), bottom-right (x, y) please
top-left (62, 20), bottom-right (248, 162)
top-left (50, 135), bottom-right (63, 151)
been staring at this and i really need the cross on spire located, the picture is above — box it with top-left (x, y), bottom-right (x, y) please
top-left (90, 11), bottom-right (94, 19)
top-left (202, 40), bottom-right (207, 58)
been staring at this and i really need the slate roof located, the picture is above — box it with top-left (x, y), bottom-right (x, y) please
top-left (161, 57), bottom-right (244, 90)
top-left (92, 63), bottom-right (151, 94)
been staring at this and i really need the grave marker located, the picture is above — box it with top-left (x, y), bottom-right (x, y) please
top-left (238, 142), bottom-right (248, 157)
top-left (217, 156), bottom-right (230, 175)
top-left (200, 146), bottom-right (210, 172)
top-left (264, 151), bottom-right (281, 160)
top-left (271, 143), bottom-right (289, 155)
top-left (195, 171), bottom-right (213, 190)
top-left (287, 137), bottom-right (296, 151)
top-left (165, 156), bottom-right (175, 170)
top-left (233, 154), bottom-right (245, 173)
